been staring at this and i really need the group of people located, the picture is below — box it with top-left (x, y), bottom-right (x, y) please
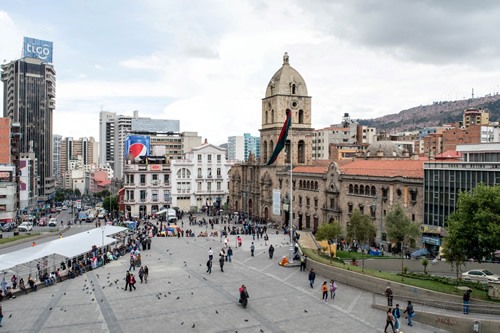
top-left (384, 287), bottom-right (415, 332)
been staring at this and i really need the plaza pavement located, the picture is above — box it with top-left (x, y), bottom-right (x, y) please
top-left (0, 217), bottom-right (450, 332)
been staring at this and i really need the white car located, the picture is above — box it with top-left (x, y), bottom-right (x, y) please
top-left (18, 222), bottom-right (33, 232)
top-left (62, 205), bottom-right (68, 210)
top-left (462, 269), bottom-right (500, 283)
top-left (48, 218), bottom-right (58, 227)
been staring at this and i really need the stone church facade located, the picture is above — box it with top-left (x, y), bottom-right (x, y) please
top-left (228, 54), bottom-right (425, 244)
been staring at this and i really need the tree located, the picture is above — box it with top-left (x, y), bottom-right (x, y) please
top-left (385, 205), bottom-right (420, 278)
top-left (421, 258), bottom-right (429, 274)
top-left (347, 209), bottom-right (376, 272)
top-left (74, 188), bottom-right (81, 197)
top-left (443, 184), bottom-right (500, 265)
top-left (315, 221), bottom-right (343, 257)
top-left (103, 195), bottom-right (118, 213)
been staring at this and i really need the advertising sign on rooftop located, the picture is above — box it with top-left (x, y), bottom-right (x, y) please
top-left (125, 135), bottom-right (150, 162)
top-left (23, 37), bottom-right (53, 63)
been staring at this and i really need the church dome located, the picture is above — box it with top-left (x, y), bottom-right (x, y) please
top-left (265, 53), bottom-right (308, 98)
top-left (365, 141), bottom-right (403, 159)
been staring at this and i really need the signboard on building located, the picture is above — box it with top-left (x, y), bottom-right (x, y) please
top-left (272, 189), bottom-right (281, 215)
top-left (0, 171), bottom-right (12, 182)
top-left (23, 37), bottom-right (53, 63)
top-left (124, 135), bottom-right (150, 162)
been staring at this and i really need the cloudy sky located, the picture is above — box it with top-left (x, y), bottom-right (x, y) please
top-left (2, 0), bottom-right (500, 145)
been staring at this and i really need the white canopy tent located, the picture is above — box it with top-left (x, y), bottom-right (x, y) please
top-left (0, 226), bottom-right (128, 281)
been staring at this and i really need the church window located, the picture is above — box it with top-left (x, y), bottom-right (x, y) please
top-left (285, 140), bottom-right (291, 163)
top-left (315, 181), bottom-right (318, 190)
top-left (271, 109), bottom-right (275, 123)
top-left (298, 110), bottom-right (304, 124)
top-left (349, 184), bottom-right (353, 193)
top-left (291, 84), bottom-right (296, 94)
top-left (371, 186), bottom-right (376, 196)
top-left (365, 185), bottom-right (370, 195)
top-left (354, 185), bottom-right (359, 194)
top-left (265, 111), bottom-right (268, 124)
top-left (360, 186), bottom-right (365, 195)
top-left (298, 140), bottom-right (305, 163)
top-left (263, 141), bottom-right (268, 162)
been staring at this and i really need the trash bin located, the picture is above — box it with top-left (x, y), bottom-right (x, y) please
top-left (472, 320), bottom-right (481, 333)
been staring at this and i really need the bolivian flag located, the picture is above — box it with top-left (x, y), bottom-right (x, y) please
top-left (266, 110), bottom-right (291, 165)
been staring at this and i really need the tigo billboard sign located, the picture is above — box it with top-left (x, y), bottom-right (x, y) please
top-left (23, 37), bottom-right (53, 63)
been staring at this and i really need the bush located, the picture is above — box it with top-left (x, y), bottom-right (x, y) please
top-left (402, 272), bottom-right (489, 291)
top-left (403, 266), bottom-right (408, 275)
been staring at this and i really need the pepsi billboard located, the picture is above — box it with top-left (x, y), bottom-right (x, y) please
top-left (124, 135), bottom-right (150, 161)
top-left (23, 37), bottom-right (53, 63)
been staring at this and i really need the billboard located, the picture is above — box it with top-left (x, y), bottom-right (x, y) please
top-left (124, 135), bottom-right (150, 161)
top-left (272, 189), bottom-right (281, 215)
top-left (23, 37), bottom-right (53, 63)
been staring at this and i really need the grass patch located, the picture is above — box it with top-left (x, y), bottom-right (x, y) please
top-left (0, 232), bottom-right (41, 245)
top-left (302, 247), bottom-right (494, 302)
top-left (336, 250), bottom-right (394, 260)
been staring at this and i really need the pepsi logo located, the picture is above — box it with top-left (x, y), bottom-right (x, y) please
top-left (128, 143), bottom-right (148, 161)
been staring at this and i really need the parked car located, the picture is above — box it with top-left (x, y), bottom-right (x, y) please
top-left (61, 205), bottom-right (68, 210)
top-left (2, 222), bottom-right (16, 232)
top-left (461, 269), bottom-right (500, 283)
top-left (18, 222), bottom-right (33, 232)
top-left (48, 218), bottom-right (58, 227)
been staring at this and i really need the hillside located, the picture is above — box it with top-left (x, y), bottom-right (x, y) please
top-left (358, 94), bottom-right (500, 132)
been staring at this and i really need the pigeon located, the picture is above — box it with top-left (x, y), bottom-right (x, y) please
top-left (101, 299), bottom-right (104, 302)
top-left (304, 310), bottom-right (308, 313)
top-left (91, 298), bottom-right (94, 301)
top-left (64, 292), bottom-right (66, 295)
top-left (52, 294), bottom-right (54, 297)
top-left (192, 324), bottom-right (195, 328)
top-left (9, 314), bottom-right (12, 318)
top-left (260, 330), bottom-right (264, 333)
top-left (203, 277), bottom-right (207, 281)
top-left (181, 322), bottom-right (184, 325)
top-left (176, 296), bottom-right (180, 300)
top-left (244, 319), bottom-right (248, 322)
top-left (215, 310), bottom-right (218, 314)
top-left (191, 292), bottom-right (194, 295)
top-left (49, 307), bottom-right (52, 311)
top-left (168, 292), bottom-right (171, 294)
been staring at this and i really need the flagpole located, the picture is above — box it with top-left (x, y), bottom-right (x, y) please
top-left (289, 127), bottom-right (294, 263)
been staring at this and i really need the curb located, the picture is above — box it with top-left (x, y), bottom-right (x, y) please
top-left (0, 226), bottom-right (70, 250)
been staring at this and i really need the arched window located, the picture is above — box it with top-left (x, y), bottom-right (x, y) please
top-left (298, 140), bottom-right (305, 163)
top-left (365, 185), bottom-right (370, 195)
top-left (299, 180), bottom-right (303, 188)
top-left (207, 168), bottom-right (212, 177)
top-left (371, 186), bottom-right (376, 196)
top-left (197, 168), bottom-right (202, 178)
top-left (360, 186), bottom-right (365, 195)
top-left (285, 140), bottom-right (291, 163)
top-left (217, 168), bottom-right (221, 176)
top-left (262, 141), bottom-right (268, 163)
top-left (291, 84), bottom-right (296, 94)
top-left (307, 181), bottom-right (310, 189)
top-left (354, 185), bottom-right (359, 194)
top-left (271, 109), bottom-right (275, 123)
top-left (315, 181), bottom-right (318, 190)
top-left (349, 184), bottom-right (353, 193)
top-left (298, 110), bottom-right (304, 124)
top-left (265, 111), bottom-right (268, 124)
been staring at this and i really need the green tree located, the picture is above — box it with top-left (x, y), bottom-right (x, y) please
top-left (421, 257), bottom-right (429, 274)
top-left (385, 205), bottom-right (420, 277)
top-left (74, 188), bottom-right (81, 197)
top-left (347, 209), bottom-right (376, 246)
top-left (103, 195), bottom-right (118, 212)
top-left (315, 221), bottom-right (343, 257)
top-left (443, 184), bottom-right (500, 264)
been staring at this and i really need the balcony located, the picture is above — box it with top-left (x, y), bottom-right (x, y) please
top-left (124, 198), bottom-right (135, 204)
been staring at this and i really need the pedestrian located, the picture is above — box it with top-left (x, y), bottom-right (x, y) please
top-left (124, 271), bottom-right (130, 291)
top-left (237, 236), bottom-right (242, 247)
top-left (263, 234), bottom-right (269, 246)
top-left (463, 289), bottom-right (471, 314)
top-left (392, 304), bottom-right (401, 332)
top-left (268, 245), bottom-right (274, 259)
top-left (330, 279), bottom-right (337, 300)
top-left (308, 269), bottom-right (316, 288)
top-left (219, 256), bottom-right (225, 272)
top-left (224, 236), bottom-right (229, 248)
top-left (10, 275), bottom-right (17, 289)
top-left (28, 275), bottom-right (37, 292)
top-left (239, 285), bottom-right (249, 309)
top-left (321, 281), bottom-right (329, 301)
top-left (384, 308), bottom-right (396, 333)
top-left (206, 259), bottom-right (212, 274)
top-left (403, 301), bottom-right (414, 326)
top-left (19, 278), bottom-right (28, 294)
top-left (138, 266), bottom-right (145, 283)
top-left (0, 303), bottom-right (3, 328)
top-left (129, 255), bottom-right (135, 271)
top-left (227, 247), bottom-right (233, 262)
top-left (250, 242), bottom-right (255, 257)
top-left (208, 248), bottom-right (213, 261)
top-left (385, 286), bottom-right (393, 306)
top-left (144, 266), bottom-right (149, 284)
top-left (129, 273), bottom-right (136, 291)
top-left (300, 254), bottom-right (307, 271)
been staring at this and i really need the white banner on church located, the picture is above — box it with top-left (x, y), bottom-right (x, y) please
top-left (272, 189), bottom-right (281, 215)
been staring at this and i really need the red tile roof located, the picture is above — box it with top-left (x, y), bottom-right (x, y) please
top-left (435, 150), bottom-right (461, 160)
top-left (292, 166), bottom-right (328, 174)
top-left (339, 159), bottom-right (425, 178)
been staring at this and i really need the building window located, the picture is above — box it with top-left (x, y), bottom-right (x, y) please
top-left (217, 182), bottom-right (221, 190)
top-left (140, 190), bottom-right (146, 201)
top-left (306, 197), bottom-right (310, 206)
top-left (330, 197), bottom-right (335, 209)
top-left (298, 140), bottom-right (305, 163)
top-left (152, 190), bottom-right (158, 202)
top-left (197, 154), bottom-right (202, 162)
top-left (217, 154), bottom-right (221, 162)
top-left (197, 182), bottom-right (202, 191)
top-left (208, 154), bottom-right (212, 162)
top-left (299, 196), bottom-right (302, 205)
top-left (314, 198), bottom-right (318, 208)
top-left (152, 174), bottom-right (158, 180)
top-left (164, 174), bottom-right (169, 185)
top-left (198, 168), bottom-right (202, 178)
top-left (298, 109), bottom-right (304, 124)
top-left (140, 174), bottom-right (146, 185)
top-left (129, 175), bottom-right (134, 184)
top-left (164, 190), bottom-right (170, 201)
top-left (207, 182), bottom-right (212, 191)
top-left (349, 184), bottom-right (353, 194)
top-left (207, 168), bottom-right (212, 177)
top-left (217, 168), bottom-right (221, 177)
top-left (291, 84), bottom-right (296, 94)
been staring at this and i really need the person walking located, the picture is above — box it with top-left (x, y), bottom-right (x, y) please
top-left (250, 242), bottom-right (255, 257)
top-left (463, 289), bottom-right (471, 314)
top-left (206, 259), bottom-right (212, 274)
top-left (138, 266), bottom-right (145, 283)
top-left (329, 279), bottom-right (337, 300)
top-left (208, 248), bottom-right (213, 261)
top-left (384, 308), bottom-right (396, 333)
top-left (385, 286), bottom-right (393, 306)
top-left (219, 256), bottom-right (225, 272)
top-left (11, 275), bottom-right (17, 290)
top-left (308, 269), bottom-right (316, 288)
top-left (392, 304), bottom-right (401, 332)
top-left (403, 301), bottom-right (414, 326)
top-left (227, 247), bottom-right (233, 262)
top-left (237, 236), bottom-right (242, 247)
top-left (321, 281), bottom-right (329, 301)
top-left (300, 254), bottom-right (307, 271)
top-left (124, 271), bottom-right (130, 291)
top-left (268, 245), bottom-right (275, 259)
top-left (144, 266), bottom-right (149, 284)
top-left (239, 285), bottom-right (249, 309)
top-left (224, 236), bottom-right (229, 248)
top-left (129, 273), bottom-right (136, 291)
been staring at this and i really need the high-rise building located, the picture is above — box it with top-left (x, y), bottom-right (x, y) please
top-left (1, 57), bottom-right (56, 200)
top-left (59, 136), bottom-right (97, 188)
top-left (227, 136), bottom-right (244, 161)
top-left (243, 133), bottom-right (261, 161)
top-left (52, 134), bottom-right (62, 187)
